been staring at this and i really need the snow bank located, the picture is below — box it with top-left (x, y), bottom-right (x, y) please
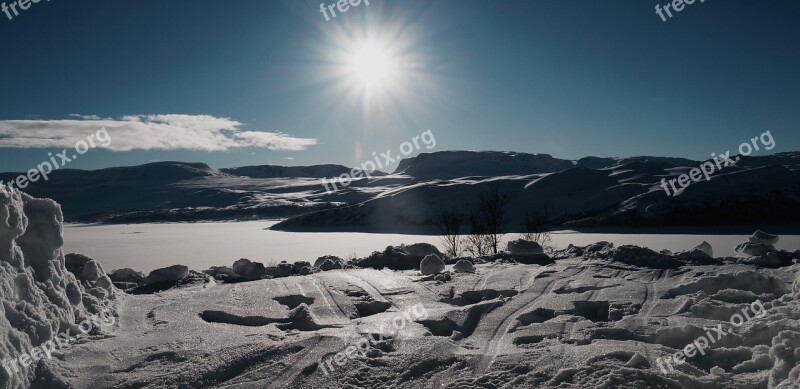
top-left (0, 188), bottom-right (113, 389)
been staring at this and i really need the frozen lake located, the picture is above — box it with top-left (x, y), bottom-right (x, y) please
top-left (62, 221), bottom-right (800, 273)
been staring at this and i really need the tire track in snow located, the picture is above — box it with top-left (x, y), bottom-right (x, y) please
top-left (339, 271), bottom-right (392, 305)
top-left (474, 265), bottom-right (584, 375)
top-left (642, 268), bottom-right (667, 319)
top-left (302, 277), bottom-right (350, 325)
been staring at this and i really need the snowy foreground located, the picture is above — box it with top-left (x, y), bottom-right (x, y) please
top-left (2, 189), bottom-right (800, 388)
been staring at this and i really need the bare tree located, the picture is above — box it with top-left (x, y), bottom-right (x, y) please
top-left (438, 210), bottom-right (463, 257)
top-left (465, 211), bottom-right (491, 257)
top-left (522, 205), bottom-right (552, 252)
top-left (478, 184), bottom-right (509, 254)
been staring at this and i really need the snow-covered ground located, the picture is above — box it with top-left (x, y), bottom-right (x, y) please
top-left (4, 187), bottom-right (799, 388)
top-left (46, 254), bottom-right (800, 388)
top-left (63, 221), bottom-right (800, 273)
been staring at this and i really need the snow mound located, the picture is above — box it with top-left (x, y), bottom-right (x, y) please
top-left (736, 242), bottom-right (777, 257)
top-left (730, 231), bottom-right (799, 268)
top-left (0, 188), bottom-right (114, 389)
top-left (750, 230), bottom-right (780, 245)
top-left (693, 241), bottom-right (713, 257)
top-left (420, 254), bottom-right (446, 275)
top-left (453, 259), bottom-right (475, 273)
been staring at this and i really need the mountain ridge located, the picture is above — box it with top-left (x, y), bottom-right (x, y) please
top-left (2, 151), bottom-right (798, 230)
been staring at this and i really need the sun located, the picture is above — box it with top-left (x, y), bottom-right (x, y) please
top-left (317, 19), bottom-right (437, 109)
top-left (348, 43), bottom-right (395, 86)
top-left (346, 41), bottom-right (398, 89)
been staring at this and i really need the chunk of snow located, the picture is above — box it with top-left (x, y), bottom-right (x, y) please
top-left (81, 260), bottom-right (105, 282)
top-left (420, 254), bottom-right (445, 275)
top-left (693, 241), bottom-right (713, 257)
top-left (453, 259), bottom-right (475, 273)
top-left (735, 242), bottom-right (776, 257)
top-left (750, 230), bottom-right (779, 245)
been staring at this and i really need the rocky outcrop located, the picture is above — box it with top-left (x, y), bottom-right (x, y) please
top-left (400, 243), bottom-right (443, 257)
top-left (507, 239), bottom-right (544, 255)
top-left (232, 258), bottom-right (266, 280)
top-left (203, 266), bottom-right (233, 276)
top-left (352, 246), bottom-right (423, 270)
top-left (266, 262), bottom-right (294, 278)
top-left (314, 256), bottom-right (343, 269)
top-left (109, 268), bottom-right (145, 285)
top-left (607, 246), bottom-right (681, 269)
top-left (145, 265), bottom-right (189, 286)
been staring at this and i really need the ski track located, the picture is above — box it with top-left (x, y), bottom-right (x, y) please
top-left (473, 265), bottom-right (584, 375)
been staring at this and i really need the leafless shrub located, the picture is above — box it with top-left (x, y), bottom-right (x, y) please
top-left (439, 210), bottom-right (463, 257)
top-left (463, 184), bottom-right (509, 256)
top-left (521, 206), bottom-right (552, 252)
top-left (465, 211), bottom-right (492, 257)
top-left (478, 184), bottom-right (509, 254)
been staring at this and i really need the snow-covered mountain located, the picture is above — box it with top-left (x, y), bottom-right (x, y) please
top-left (221, 164), bottom-right (387, 179)
top-left (394, 151), bottom-right (575, 179)
top-left (3, 151), bottom-right (799, 230)
top-left (273, 151), bottom-right (800, 232)
top-left (0, 162), bottom-right (347, 222)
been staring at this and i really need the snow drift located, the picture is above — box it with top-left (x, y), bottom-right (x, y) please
top-left (0, 187), bottom-right (114, 389)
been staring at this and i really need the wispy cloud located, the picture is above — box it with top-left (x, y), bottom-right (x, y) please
top-left (0, 114), bottom-right (317, 152)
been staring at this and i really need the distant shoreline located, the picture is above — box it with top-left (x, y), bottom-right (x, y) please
top-left (63, 221), bottom-right (800, 274)
top-left (63, 219), bottom-right (800, 236)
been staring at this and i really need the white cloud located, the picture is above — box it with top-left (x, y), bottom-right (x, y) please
top-left (0, 114), bottom-right (317, 152)
top-left (68, 114), bottom-right (105, 120)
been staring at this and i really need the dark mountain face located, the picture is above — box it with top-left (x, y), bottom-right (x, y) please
top-left (2, 151), bottom-right (798, 229)
top-left (393, 150), bottom-right (575, 179)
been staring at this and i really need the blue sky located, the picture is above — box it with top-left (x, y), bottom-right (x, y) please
top-left (0, 0), bottom-right (798, 172)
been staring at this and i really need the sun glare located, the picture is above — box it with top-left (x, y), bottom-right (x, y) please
top-left (348, 43), bottom-right (396, 87)
top-left (318, 17), bottom-right (438, 110)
